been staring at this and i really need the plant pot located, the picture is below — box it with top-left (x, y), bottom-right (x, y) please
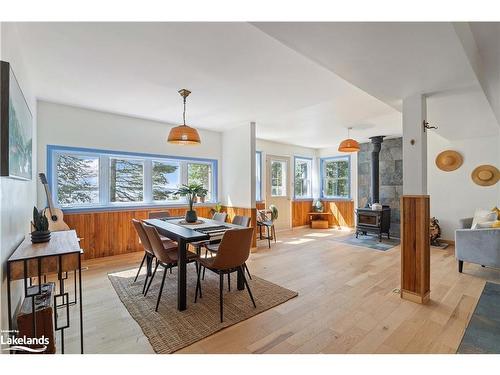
top-left (185, 210), bottom-right (198, 223)
top-left (31, 230), bottom-right (51, 244)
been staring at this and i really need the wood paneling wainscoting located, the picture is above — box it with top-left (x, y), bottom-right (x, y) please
top-left (320, 200), bottom-right (355, 228)
top-left (256, 202), bottom-right (266, 210)
top-left (291, 200), bottom-right (354, 228)
top-left (292, 200), bottom-right (313, 227)
top-left (64, 206), bottom-right (215, 260)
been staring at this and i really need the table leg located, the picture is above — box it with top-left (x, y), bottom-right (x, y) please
top-left (237, 267), bottom-right (244, 291)
top-left (177, 239), bottom-right (188, 311)
top-left (78, 253), bottom-right (84, 354)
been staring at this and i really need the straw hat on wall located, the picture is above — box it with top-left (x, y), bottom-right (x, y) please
top-left (435, 150), bottom-right (463, 172)
top-left (471, 165), bottom-right (500, 186)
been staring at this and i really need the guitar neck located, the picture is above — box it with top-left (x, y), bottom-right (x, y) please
top-left (44, 183), bottom-right (56, 213)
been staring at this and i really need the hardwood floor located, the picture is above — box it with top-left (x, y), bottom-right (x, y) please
top-left (60, 227), bottom-right (500, 354)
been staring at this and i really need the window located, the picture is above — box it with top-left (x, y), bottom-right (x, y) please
top-left (271, 159), bottom-right (287, 197)
top-left (255, 151), bottom-right (262, 201)
top-left (56, 153), bottom-right (99, 206)
top-left (294, 157), bottom-right (312, 199)
top-left (321, 156), bottom-right (350, 199)
top-left (110, 158), bottom-right (144, 202)
top-left (187, 162), bottom-right (212, 201)
top-left (48, 145), bottom-right (217, 209)
top-left (152, 160), bottom-right (180, 201)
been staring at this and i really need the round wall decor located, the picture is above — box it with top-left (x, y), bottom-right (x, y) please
top-left (471, 165), bottom-right (500, 186)
top-left (435, 150), bottom-right (463, 172)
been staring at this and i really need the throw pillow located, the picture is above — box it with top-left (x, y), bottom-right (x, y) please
top-left (471, 209), bottom-right (498, 229)
top-left (492, 206), bottom-right (500, 220)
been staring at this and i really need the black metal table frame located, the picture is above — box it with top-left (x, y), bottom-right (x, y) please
top-left (145, 218), bottom-right (245, 311)
top-left (6, 252), bottom-right (84, 354)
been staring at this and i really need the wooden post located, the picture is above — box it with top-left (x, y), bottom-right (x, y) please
top-left (400, 195), bottom-right (430, 304)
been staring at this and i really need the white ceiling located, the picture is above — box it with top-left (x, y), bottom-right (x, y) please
top-left (13, 22), bottom-right (399, 149)
top-left (253, 22), bottom-right (500, 140)
top-left (11, 22), bottom-right (500, 148)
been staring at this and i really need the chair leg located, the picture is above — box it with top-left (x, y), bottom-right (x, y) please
top-left (144, 261), bottom-right (159, 296)
top-left (142, 255), bottom-right (151, 294)
top-left (219, 272), bottom-right (224, 323)
top-left (244, 263), bottom-right (252, 280)
top-left (458, 260), bottom-right (463, 273)
top-left (267, 226), bottom-right (271, 248)
top-left (155, 266), bottom-right (168, 312)
top-left (240, 266), bottom-right (256, 308)
top-left (202, 250), bottom-right (207, 280)
top-left (133, 253), bottom-right (146, 282)
top-left (228, 273), bottom-right (231, 291)
top-left (273, 225), bottom-right (277, 243)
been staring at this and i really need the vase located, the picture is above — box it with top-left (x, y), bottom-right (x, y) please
top-left (31, 230), bottom-right (51, 244)
top-left (185, 210), bottom-right (198, 223)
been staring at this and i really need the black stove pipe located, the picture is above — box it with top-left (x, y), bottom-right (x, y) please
top-left (369, 136), bottom-right (385, 205)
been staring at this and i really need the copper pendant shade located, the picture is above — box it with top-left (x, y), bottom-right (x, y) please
top-left (167, 89), bottom-right (201, 145)
top-left (338, 127), bottom-right (360, 152)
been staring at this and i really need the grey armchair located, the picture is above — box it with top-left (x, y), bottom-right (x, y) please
top-left (455, 217), bottom-right (500, 273)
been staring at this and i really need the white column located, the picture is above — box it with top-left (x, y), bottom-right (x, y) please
top-left (249, 122), bottom-right (256, 207)
top-left (402, 94), bottom-right (427, 195)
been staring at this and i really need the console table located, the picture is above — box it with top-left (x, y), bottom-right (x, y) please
top-left (308, 212), bottom-right (332, 229)
top-left (6, 230), bottom-right (84, 354)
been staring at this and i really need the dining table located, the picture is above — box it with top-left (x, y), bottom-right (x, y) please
top-left (143, 216), bottom-right (247, 311)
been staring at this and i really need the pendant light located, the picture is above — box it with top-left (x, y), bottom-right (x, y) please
top-left (338, 127), bottom-right (360, 152)
top-left (167, 89), bottom-right (201, 145)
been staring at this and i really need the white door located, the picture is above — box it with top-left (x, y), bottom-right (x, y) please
top-left (265, 155), bottom-right (291, 230)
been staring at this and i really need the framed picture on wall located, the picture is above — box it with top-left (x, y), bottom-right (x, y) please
top-left (0, 60), bottom-right (33, 180)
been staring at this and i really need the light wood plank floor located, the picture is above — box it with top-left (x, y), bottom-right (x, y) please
top-left (61, 227), bottom-right (500, 354)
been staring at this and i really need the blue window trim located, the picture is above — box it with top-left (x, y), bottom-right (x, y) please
top-left (320, 155), bottom-right (351, 200)
top-left (293, 155), bottom-right (313, 201)
top-left (47, 144), bottom-right (218, 212)
top-left (255, 151), bottom-right (263, 202)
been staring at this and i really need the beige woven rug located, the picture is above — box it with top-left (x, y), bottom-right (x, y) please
top-left (108, 265), bottom-right (298, 353)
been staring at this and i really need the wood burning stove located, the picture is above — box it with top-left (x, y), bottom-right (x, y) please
top-left (355, 135), bottom-right (391, 241)
top-left (355, 206), bottom-right (391, 241)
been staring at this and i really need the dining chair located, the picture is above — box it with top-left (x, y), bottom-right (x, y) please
top-left (257, 209), bottom-right (277, 248)
top-left (195, 227), bottom-right (256, 322)
top-left (203, 215), bottom-right (253, 285)
top-left (142, 223), bottom-right (199, 311)
top-left (212, 212), bottom-right (228, 223)
top-left (148, 211), bottom-right (171, 219)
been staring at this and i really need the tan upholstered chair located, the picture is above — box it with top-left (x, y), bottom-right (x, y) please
top-left (203, 215), bottom-right (253, 284)
top-left (212, 212), bottom-right (227, 223)
top-left (142, 223), bottom-right (199, 311)
top-left (148, 211), bottom-right (171, 219)
top-left (195, 227), bottom-right (256, 322)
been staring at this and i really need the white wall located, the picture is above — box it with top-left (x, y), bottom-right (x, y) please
top-left (37, 101), bottom-right (223, 207)
top-left (0, 23), bottom-right (37, 336)
top-left (317, 146), bottom-right (358, 207)
top-left (256, 139), bottom-right (319, 200)
top-left (428, 132), bottom-right (500, 240)
top-left (221, 123), bottom-right (255, 208)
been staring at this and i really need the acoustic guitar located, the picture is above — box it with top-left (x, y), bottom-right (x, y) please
top-left (38, 173), bottom-right (70, 232)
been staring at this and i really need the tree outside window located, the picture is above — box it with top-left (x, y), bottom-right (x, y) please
top-left (322, 157), bottom-right (350, 199)
top-left (110, 158), bottom-right (144, 202)
top-left (56, 154), bottom-right (99, 206)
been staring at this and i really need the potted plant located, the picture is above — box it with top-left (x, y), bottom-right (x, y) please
top-left (31, 206), bottom-right (51, 243)
top-left (312, 199), bottom-right (323, 213)
top-left (209, 202), bottom-right (223, 216)
top-left (172, 184), bottom-right (206, 223)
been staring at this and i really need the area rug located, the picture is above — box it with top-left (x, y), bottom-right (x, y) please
top-left (332, 233), bottom-right (400, 251)
top-left (108, 266), bottom-right (298, 353)
top-left (457, 282), bottom-right (500, 354)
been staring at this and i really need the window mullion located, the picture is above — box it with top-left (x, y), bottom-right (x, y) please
top-left (100, 155), bottom-right (109, 206)
top-left (144, 159), bottom-right (152, 204)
